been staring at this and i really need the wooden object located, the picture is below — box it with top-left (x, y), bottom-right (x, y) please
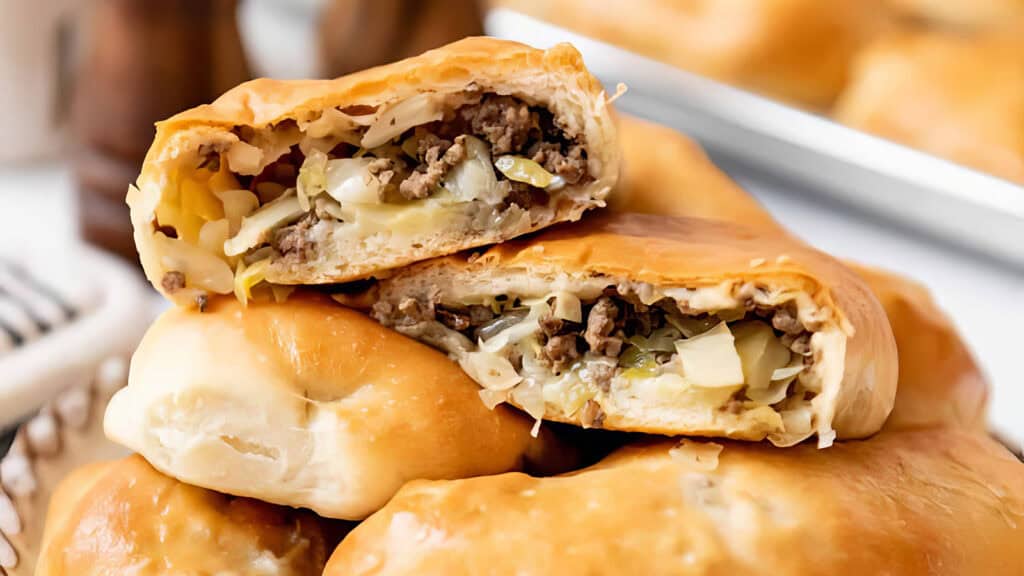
top-left (318, 0), bottom-right (484, 77)
top-left (71, 0), bottom-right (250, 260)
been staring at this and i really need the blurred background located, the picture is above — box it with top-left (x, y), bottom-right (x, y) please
top-left (0, 0), bottom-right (1021, 441)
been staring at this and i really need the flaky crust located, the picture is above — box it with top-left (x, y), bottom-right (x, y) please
top-left (326, 430), bottom-right (1024, 575)
top-left (607, 116), bottom-right (989, 433)
top-left (852, 265), bottom-right (989, 431)
top-left (834, 30), bottom-right (1024, 184)
top-left (129, 36), bottom-right (620, 302)
top-left (495, 0), bottom-right (891, 108)
top-left (36, 456), bottom-right (337, 576)
top-left (103, 294), bottom-right (575, 520)
top-left (379, 213), bottom-right (897, 442)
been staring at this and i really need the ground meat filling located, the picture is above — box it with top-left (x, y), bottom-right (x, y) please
top-left (379, 287), bottom-right (817, 409)
top-left (205, 93), bottom-right (594, 266)
top-left (230, 93), bottom-right (591, 210)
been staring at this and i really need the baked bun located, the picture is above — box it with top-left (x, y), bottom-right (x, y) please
top-left (128, 36), bottom-right (620, 308)
top-left (495, 0), bottom-right (890, 108)
top-left (886, 0), bottom-right (1024, 28)
top-left (607, 117), bottom-right (989, 433)
top-left (852, 265), bottom-right (988, 431)
top-left (373, 213), bottom-right (897, 447)
top-left (834, 30), bottom-right (1024, 184)
top-left (36, 455), bottom-right (338, 576)
top-left (104, 293), bottom-right (575, 520)
top-left (610, 115), bottom-right (779, 231)
top-left (326, 430), bottom-right (1024, 575)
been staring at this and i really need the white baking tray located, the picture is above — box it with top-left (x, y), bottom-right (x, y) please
top-left (486, 9), bottom-right (1024, 269)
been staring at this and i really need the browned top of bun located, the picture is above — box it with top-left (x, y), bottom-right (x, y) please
top-left (853, 264), bottom-right (989, 431)
top-left (326, 430), bottom-right (1024, 575)
top-left (36, 455), bottom-right (337, 576)
top-left (105, 293), bottom-right (575, 519)
top-left (611, 115), bottom-right (781, 231)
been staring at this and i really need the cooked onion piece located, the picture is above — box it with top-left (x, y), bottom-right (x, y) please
top-left (130, 38), bottom-right (619, 308)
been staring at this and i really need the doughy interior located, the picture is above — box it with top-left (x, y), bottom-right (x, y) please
top-left (375, 279), bottom-right (830, 443)
top-left (149, 90), bottom-right (595, 306)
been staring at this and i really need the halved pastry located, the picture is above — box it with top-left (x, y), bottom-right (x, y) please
top-left (608, 116), bottom-right (988, 433)
top-left (852, 265), bottom-right (988, 432)
top-left (373, 213), bottom-right (897, 447)
top-left (36, 456), bottom-right (342, 576)
top-left (103, 293), bottom-right (575, 520)
top-left (128, 37), bottom-right (619, 307)
top-left (325, 431), bottom-right (1024, 575)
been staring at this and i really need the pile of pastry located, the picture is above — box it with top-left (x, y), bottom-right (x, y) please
top-left (499, 0), bottom-right (1024, 184)
top-left (36, 38), bottom-right (1022, 575)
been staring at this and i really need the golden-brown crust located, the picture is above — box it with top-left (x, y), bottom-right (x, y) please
top-left (104, 293), bottom-right (576, 520)
top-left (36, 456), bottom-right (339, 576)
top-left (608, 116), bottom-right (991, 435)
top-left (130, 37), bottom-right (621, 302)
top-left (326, 430), bottom-right (1024, 575)
top-left (611, 116), bottom-right (780, 231)
top-left (886, 0), bottom-right (1024, 28)
top-left (383, 212), bottom-right (897, 441)
top-left (494, 0), bottom-right (892, 108)
top-left (834, 30), bottom-right (1024, 184)
top-left (852, 265), bottom-right (989, 431)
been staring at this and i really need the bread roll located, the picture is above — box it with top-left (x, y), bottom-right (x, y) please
top-left (834, 31), bottom-right (1024, 184)
top-left (610, 115), bottom-right (989, 433)
top-left (104, 293), bottom-right (575, 520)
top-left (128, 37), bottom-right (620, 308)
top-left (852, 265), bottom-right (988, 431)
top-left (887, 0), bottom-right (1024, 29)
top-left (494, 0), bottom-right (891, 108)
top-left (325, 430), bottom-right (1024, 575)
top-left (373, 213), bottom-right (897, 447)
top-left (36, 455), bottom-right (340, 575)
top-left (611, 116), bottom-right (779, 231)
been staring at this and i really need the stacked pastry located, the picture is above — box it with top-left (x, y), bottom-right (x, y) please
top-left (32, 39), bottom-right (1024, 575)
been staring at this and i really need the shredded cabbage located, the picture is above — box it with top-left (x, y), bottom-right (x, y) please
top-left (153, 233), bottom-right (234, 294)
top-left (674, 322), bottom-right (744, 388)
top-left (551, 292), bottom-right (582, 323)
top-left (223, 194), bottom-right (303, 257)
top-left (215, 189), bottom-right (259, 235)
top-left (198, 219), bottom-right (230, 255)
top-left (769, 408), bottom-right (815, 447)
top-left (733, 321), bottom-right (792, 390)
top-left (297, 149), bottom-right (328, 210)
top-left (510, 379), bottom-right (546, 424)
top-left (233, 258), bottom-right (270, 307)
top-left (325, 158), bottom-right (383, 205)
top-left (771, 363), bottom-right (806, 381)
top-left (361, 93), bottom-right (445, 148)
top-left (225, 140), bottom-right (264, 175)
top-left (666, 314), bottom-right (718, 338)
top-left (443, 136), bottom-right (500, 204)
top-left (746, 377), bottom-right (792, 405)
top-left (460, 350), bottom-right (522, 390)
top-left (627, 326), bottom-right (682, 353)
top-left (494, 155), bottom-right (556, 188)
top-left (478, 388), bottom-right (509, 410)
